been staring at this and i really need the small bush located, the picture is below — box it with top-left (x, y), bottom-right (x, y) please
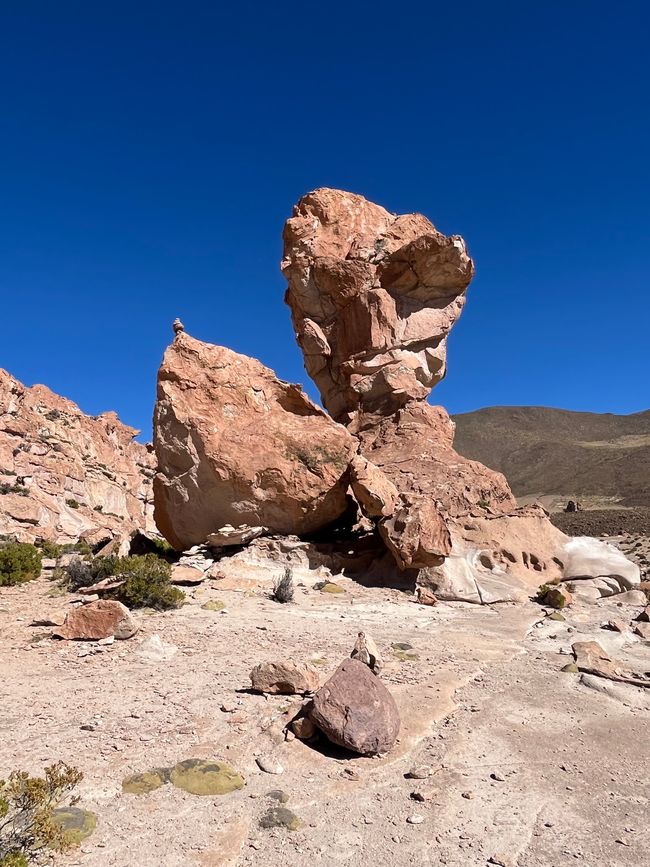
top-left (65, 555), bottom-right (117, 590)
top-left (65, 499), bottom-right (80, 510)
top-left (108, 555), bottom-right (184, 610)
top-left (0, 762), bottom-right (82, 865)
top-left (44, 409), bottom-right (61, 422)
top-left (271, 567), bottom-right (294, 603)
top-left (36, 540), bottom-right (63, 560)
top-left (0, 484), bottom-right (28, 497)
top-left (0, 544), bottom-right (42, 587)
top-left (477, 499), bottom-right (490, 509)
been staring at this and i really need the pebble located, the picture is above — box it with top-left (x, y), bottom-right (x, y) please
top-left (406, 766), bottom-right (431, 779)
top-left (406, 814), bottom-right (424, 824)
top-left (490, 772), bottom-right (505, 781)
top-left (256, 756), bottom-right (284, 775)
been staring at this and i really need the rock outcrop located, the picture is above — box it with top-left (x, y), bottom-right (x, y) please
top-left (0, 369), bottom-right (155, 543)
top-left (153, 333), bottom-right (356, 550)
top-left (282, 188), bottom-right (474, 424)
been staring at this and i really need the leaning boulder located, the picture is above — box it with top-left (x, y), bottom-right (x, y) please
top-left (53, 600), bottom-right (138, 641)
top-left (309, 658), bottom-right (400, 755)
top-left (250, 660), bottom-right (320, 695)
top-left (153, 333), bottom-right (356, 550)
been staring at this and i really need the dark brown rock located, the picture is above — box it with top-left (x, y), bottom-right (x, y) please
top-left (309, 658), bottom-right (400, 755)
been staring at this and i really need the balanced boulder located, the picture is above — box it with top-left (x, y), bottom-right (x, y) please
top-left (309, 658), bottom-right (400, 755)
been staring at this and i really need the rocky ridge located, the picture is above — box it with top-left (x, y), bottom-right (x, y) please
top-left (0, 369), bottom-right (155, 544)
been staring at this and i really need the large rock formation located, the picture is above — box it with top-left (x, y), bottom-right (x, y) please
top-left (153, 333), bottom-right (356, 550)
top-left (282, 188), bottom-right (474, 424)
top-left (152, 188), bottom-right (637, 604)
top-left (0, 369), bottom-right (155, 543)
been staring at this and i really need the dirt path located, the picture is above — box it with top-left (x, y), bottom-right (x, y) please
top-left (1, 575), bottom-right (648, 866)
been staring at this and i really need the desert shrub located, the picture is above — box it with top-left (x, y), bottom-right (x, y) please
top-left (0, 762), bottom-right (82, 865)
top-left (0, 484), bottom-right (28, 497)
top-left (271, 567), bottom-right (294, 603)
top-left (44, 410), bottom-right (61, 422)
top-left (36, 540), bottom-right (63, 560)
top-left (0, 544), bottom-right (42, 587)
top-left (108, 555), bottom-right (184, 610)
top-left (64, 555), bottom-right (117, 590)
top-left (477, 499), bottom-right (490, 509)
top-left (65, 499), bottom-right (80, 510)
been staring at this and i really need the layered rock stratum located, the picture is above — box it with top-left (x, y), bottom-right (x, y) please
top-left (0, 369), bottom-right (155, 543)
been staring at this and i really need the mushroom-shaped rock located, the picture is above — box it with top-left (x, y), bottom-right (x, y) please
top-left (282, 188), bottom-right (474, 423)
top-left (309, 658), bottom-right (400, 755)
top-left (153, 333), bottom-right (356, 550)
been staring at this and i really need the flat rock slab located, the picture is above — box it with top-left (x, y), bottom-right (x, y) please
top-left (309, 658), bottom-right (400, 755)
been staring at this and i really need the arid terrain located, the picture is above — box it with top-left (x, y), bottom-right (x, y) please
top-left (453, 406), bottom-right (650, 510)
top-left (2, 564), bottom-right (649, 867)
top-left (2, 188), bottom-right (649, 867)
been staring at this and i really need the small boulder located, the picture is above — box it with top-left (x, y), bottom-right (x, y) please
top-left (541, 584), bottom-right (572, 609)
top-left (250, 661), bottom-right (320, 695)
top-left (53, 600), bottom-right (138, 641)
top-left (309, 658), bottom-right (400, 755)
top-left (350, 631), bottom-right (383, 675)
top-left (291, 717), bottom-right (316, 739)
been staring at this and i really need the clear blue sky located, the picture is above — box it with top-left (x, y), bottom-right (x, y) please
top-left (1, 1), bottom-right (648, 440)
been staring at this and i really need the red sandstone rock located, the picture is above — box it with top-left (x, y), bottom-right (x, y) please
top-left (53, 600), bottom-right (139, 641)
top-left (153, 333), bottom-right (356, 550)
top-left (0, 369), bottom-right (154, 544)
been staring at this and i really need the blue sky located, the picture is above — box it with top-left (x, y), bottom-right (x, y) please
top-left (1, 1), bottom-right (648, 439)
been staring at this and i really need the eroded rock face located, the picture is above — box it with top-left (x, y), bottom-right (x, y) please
top-left (153, 332), bottom-right (356, 549)
top-left (0, 369), bottom-right (155, 543)
top-left (309, 658), bottom-right (400, 755)
top-left (282, 188), bottom-right (474, 423)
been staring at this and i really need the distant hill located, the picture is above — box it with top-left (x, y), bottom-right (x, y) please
top-left (451, 406), bottom-right (650, 510)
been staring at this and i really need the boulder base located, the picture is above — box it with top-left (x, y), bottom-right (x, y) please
top-left (54, 600), bottom-right (138, 641)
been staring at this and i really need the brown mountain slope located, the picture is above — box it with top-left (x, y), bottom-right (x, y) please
top-left (451, 406), bottom-right (650, 509)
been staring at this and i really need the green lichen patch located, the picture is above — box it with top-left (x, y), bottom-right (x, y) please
top-left (169, 759), bottom-right (244, 795)
top-left (547, 611), bottom-right (566, 622)
top-left (259, 806), bottom-right (301, 831)
top-left (561, 663), bottom-right (579, 673)
top-left (201, 599), bottom-right (226, 612)
top-left (317, 582), bottom-right (345, 594)
top-left (121, 770), bottom-right (165, 795)
top-left (51, 806), bottom-right (97, 845)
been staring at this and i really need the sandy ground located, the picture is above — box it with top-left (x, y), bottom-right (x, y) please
top-left (1, 572), bottom-right (649, 867)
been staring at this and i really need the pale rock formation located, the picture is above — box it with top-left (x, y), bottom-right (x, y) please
top-left (282, 188), bottom-right (474, 424)
top-left (0, 369), bottom-right (155, 543)
top-left (250, 660), bottom-right (320, 695)
top-left (153, 333), bottom-right (356, 550)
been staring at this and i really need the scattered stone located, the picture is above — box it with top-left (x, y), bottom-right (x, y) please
top-left (309, 659), bottom-right (400, 756)
top-left (415, 586), bottom-right (438, 606)
top-left (406, 766), bottom-right (432, 780)
top-left (53, 600), bottom-right (138, 641)
top-left (350, 631), bottom-right (383, 675)
top-left (461, 791), bottom-right (474, 799)
top-left (634, 622), bottom-right (650, 640)
top-left (406, 814), bottom-right (425, 824)
top-left (541, 585), bottom-right (572, 609)
top-left (256, 756), bottom-right (284, 775)
top-left (291, 717), bottom-right (316, 740)
top-left (266, 790), bottom-right (289, 803)
top-left (135, 634), bottom-right (178, 663)
top-left (170, 565), bottom-right (205, 586)
top-left (572, 640), bottom-right (650, 687)
top-left (259, 807), bottom-right (301, 831)
top-left (250, 661), bottom-right (320, 695)
top-left (221, 702), bottom-right (237, 713)
top-left (605, 619), bottom-right (628, 633)
top-left (490, 772), bottom-right (506, 782)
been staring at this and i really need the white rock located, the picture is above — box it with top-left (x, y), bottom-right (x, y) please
top-left (563, 537), bottom-right (640, 588)
top-left (406, 814), bottom-right (425, 824)
top-left (256, 756), bottom-right (284, 775)
top-left (135, 634), bottom-right (178, 663)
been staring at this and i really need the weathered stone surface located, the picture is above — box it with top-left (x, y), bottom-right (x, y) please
top-left (282, 188), bottom-right (474, 423)
top-left (309, 658), bottom-right (400, 755)
top-left (153, 333), bottom-right (356, 549)
top-left (53, 600), bottom-right (139, 641)
top-left (350, 631), bottom-right (383, 675)
top-left (563, 537), bottom-right (640, 588)
top-left (572, 640), bottom-right (650, 688)
top-left (0, 369), bottom-right (155, 544)
top-left (379, 493), bottom-right (451, 569)
top-left (250, 660), bottom-right (320, 695)
top-left (349, 455), bottom-right (398, 519)
top-left (542, 585), bottom-right (573, 609)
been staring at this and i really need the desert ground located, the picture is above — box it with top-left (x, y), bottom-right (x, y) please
top-left (2, 559), bottom-right (649, 867)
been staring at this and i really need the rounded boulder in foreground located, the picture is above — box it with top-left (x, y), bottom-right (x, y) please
top-left (309, 658), bottom-right (400, 755)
